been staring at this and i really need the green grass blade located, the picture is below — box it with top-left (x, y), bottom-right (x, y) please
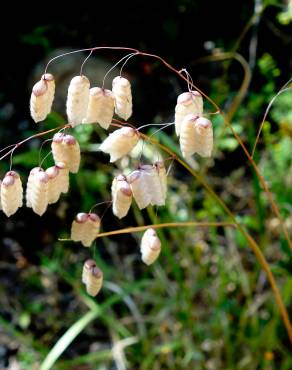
top-left (39, 309), bottom-right (99, 370)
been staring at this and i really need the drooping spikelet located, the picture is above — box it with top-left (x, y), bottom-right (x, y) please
top-left (82, 259), bottom-right (103, 296)
top-left (30, 73), bottom-right (55, 123)
top-left (140, 165), bottom-right (166, 206)
top-left (51, 133), bottom-right (81, 173)
top-left (26, 168), bottom-right (49, 216)
top-left (154, 161), bottom-right (167, 201)
top-left (140, 228), bottom-right (161, 265)
top-left (66, 75), bottom-right (90, 126)
top-left (55, 162), bottom-right (70, 194)
top-left (99, 127), bottom-right (139, 162)
top-left (0, 171), bottom-right (23, 217)
top-left (179, 114), bottom-right (197, 159)
top-left (26, 167), bottom-right (42, 208)
top-left (127, 169), bottom-right (151, 210)
top-left (71, 213), bottom-right (100, 247)
top-left (112, 76), bottom-right (132, 120)
top-left (46, 162), bottom-right (69, 204)
top-left (193, 117), bottom-right (213, 158)
top-left (127, 164), bottom-right (167, 210)
top-left (83, 87), bottom-right (115, 129)
top-left (174, 91), bottom-right (203, 136)
top-left (111, 174), bottom-right (132, 219)
top-left (46, 165), bottom-right (60, 204)
top-left (179, 115), bottom-right (213, 158)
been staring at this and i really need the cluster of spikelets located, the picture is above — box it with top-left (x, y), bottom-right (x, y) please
top-left (30, 71), bottom-right (213, 160)
top-left (0, 133), bottom-right (80, 217)
top-left (30, 73), bottom-right (132, 128)
top-left (175, 91), bottom-right (213, 158)
top-left (25, 68), bottom-right (214, 297)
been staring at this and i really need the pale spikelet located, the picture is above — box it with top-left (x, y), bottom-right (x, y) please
top-left (111, 174), bottom-right (132, 219)
top-left (66, 75), bottom-right (90, 126)
top-left (193, 117), bottom-right (213, 158)
top-left (46, 163), bottom-right (69, 204)
top-left (112, 76), bottom-right (132, 120)
top-left (179, 114), bottom-right (197, 159)
top-left (82, 259), bottom-right (103, 296)
top-left (139, 165), bottom-right (166, 206)
top-left (1, 171), bottom-right (23, 217)
top-left (51, 133), bottom-right (81, 173)
top-left (83, 87), bottom-right (115, 129)
top-left (180, 115), bottom-right (213, 158)
top-left (30, 73), bottom-right (55, 123)
top-left (29, 170), bottom-right (49, 216)
top-left (127, 169), bottom-right (151, 210)
top-left (99, 127), bottom-right (139, 162)
top-left (0, 180), bottom-right (2, 210)
top-left (140, 228), bottom-right (161, 265)
top-left (154, 161), bottom-right (167, 200)
top-left (26, 167), bottom-right (43, 208)
top-left (71, 213), bottom-right (100, 247)
top-left (46, 165), bottom-right (60, 204)
top-left (56, 162), bottom-right (70, 194)
top-left (174, 91), bottom-right (203, 136)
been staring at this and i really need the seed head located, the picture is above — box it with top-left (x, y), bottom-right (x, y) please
top-left (71, 212), bottom-right (101, 247)
top-left (82, 259), bottom-right (103, 296)
top-left (30, 74), bottom-right (55, 123)
top-left (0, 171), bottom-right (23, 217)
top-left (99, 127), bottom-right (139, 162)
top-left (140, 228), bottom-right (161, 265)
top-left (112, 76), bottom-right (132, 120)
top-left (66, 75), bottom-right (90, 126)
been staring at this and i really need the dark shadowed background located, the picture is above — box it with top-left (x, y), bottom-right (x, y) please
top-left (0, 1), bottom-right (292, 369)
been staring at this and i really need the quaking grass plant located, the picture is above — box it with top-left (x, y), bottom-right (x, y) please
top-left (0, 46), bottom-right (291, 368)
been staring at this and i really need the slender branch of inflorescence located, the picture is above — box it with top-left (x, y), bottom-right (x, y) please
top-left (110, 119), bottom-right (292, 343)
top-left (251, 81), bottom-right (292, 158)
top-left (0, 124), bottom-right (70, 162)
top-left (43, 46), bottom-right (291, 249)
top-left (137, 127), bottom-right (292, 344)
top-left (3, 46), bottom-right (291, 342)
top-left (58, 221), bottom-right (236, 242)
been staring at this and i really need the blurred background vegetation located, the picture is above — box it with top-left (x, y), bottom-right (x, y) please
top-left (0, 0), bottom-right (292, 369)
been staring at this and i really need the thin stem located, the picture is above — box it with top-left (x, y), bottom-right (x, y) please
top-left (138, 129), bottom-right (292, 344)
top-left (0, 124), bottom-right (70, 162)
top-left (18, 45), bottom-right (291, 341)
top-left (135, 50), bottom-right (291, 250)
top-left (80, 49), bottom-right (93, 75)
top-left (191, 51), bottom-right (252, 123)
top-left (137, 122), bottom-right (173, 131)
top-left (119, 52), bottom-right (138, 76)
top-left (111, 120), bottom-right (292, 343)
top-left (9, 146), bottom-right (17, 171)
top-left (59, 221), bottom-right (235, 241)
top-left (38, 138), bottom-right (53, 167)
top-left (252, 82), bottom-right (292, 157)
top-left (39, 150), bottom-right (53, 168)
top-left (44, 47), bottom-right (139, 75)
top-left (95, 221), bottom-right (236, 238)
top-left (44, 46), bottom-right (291, 251)
top-left (179, 68), bottom-right (194, 93)
top-left (102, 52), bottom-right (138, 89)
top-left (89, 200), bottom-right (112, 214)
top-left (0, 143), bottom-right (18, 155)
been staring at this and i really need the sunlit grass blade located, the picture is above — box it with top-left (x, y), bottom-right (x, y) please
top-left (39, 309), bottom-right (99, 370)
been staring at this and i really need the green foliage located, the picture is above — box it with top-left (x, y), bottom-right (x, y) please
top-left (1, 3), bottom-right (292, 370)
